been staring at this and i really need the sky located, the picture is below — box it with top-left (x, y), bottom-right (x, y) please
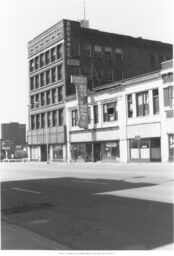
top-left (0, 0), bottom-right (173, 128)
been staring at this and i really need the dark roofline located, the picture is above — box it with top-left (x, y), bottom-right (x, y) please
top-left (28, 19), bottom-right (172, 47)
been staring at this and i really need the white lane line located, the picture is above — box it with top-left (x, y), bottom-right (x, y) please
top-left (71, 179), bottom-right (108, 185)
top-left (11, 187), bottom-right (42, 194)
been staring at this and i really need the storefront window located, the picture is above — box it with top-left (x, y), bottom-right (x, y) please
top-left (71, 144), bottom-right (85, 161)
top-left (53, 145), bottom-right (63, 160)
top-left (169, 134), bottom-right (174, 162)
top-left (140, 139), bottom-right (150, 159)
top-left (101, 141), bottom-right (119, 161)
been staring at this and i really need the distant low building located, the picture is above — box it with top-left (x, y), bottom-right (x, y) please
top-left (0, 122), bottom-right (27, 160)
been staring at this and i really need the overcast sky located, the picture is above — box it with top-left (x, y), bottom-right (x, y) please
top-left (0, 0), bottom-right (173, 127)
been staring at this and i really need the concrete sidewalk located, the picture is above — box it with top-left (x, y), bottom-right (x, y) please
top-left (1, 222), bottom-right (70, 250)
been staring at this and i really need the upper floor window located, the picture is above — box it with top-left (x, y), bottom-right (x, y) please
top-left (45, 50), bottom-right (50, 65)
top-left (31, 115), bottom-right (35, 130)
top-left (88, 107), bottom-right (91, 123)
top-left (94, 45), bottom-right (102, 58)
top-left (103, 102), bottom-right (118, 122)
top-left (51, 67), bottom-right (56, 83)
top-left (58, 108), bottom-right (64, 126)
top-left (35, 56), bottom-right (39, 70)
top-left (35, 75), bottom-right (39, 88)
top-left (40, 53), bottom-right (44, 67)
top-left (136, 91), bottom-right (149, 117)
top-left (30, 96), bottom-right (34, 109)
top-left (104, 68), bottom-right (113, 82)
top-left (58, 86), bottom-right (63, 102)
top-left (41, 113), bottom-right (45, 128)
top-left (58, 65), bottom-right (63, 80)
top-left (52, 88), bottom-right (57, 104)
top-left (51, 47), bottom-right (56, 62)
top-left (159, 55), bottom-right (164, 65)
top-left (46, 70), bottom-right (50, 85)
top-left (30, 59), bottom-right (34, 72)
top-left (82, 43), bottom-right (91, 57)
top-left (127, 94), bottom-right (133, 118)
top-left (41, 92), bottom-right (45, 106)
top-left (52, 110), bottom-right (58, 126)
top-left (30, 77), bottom-right (34, 91)
top-left (72, 109), bottom-right (78, 126)
top-left (150, 54), bottom-right (156, 67)
top-left (46, 90), bottom-right (51, 105)
top-left (57, 44), bottom-right (63, 59)
top-left (163, 86), bottom-right (173, 107)
top-left (104, 47), bottom-right (112, 61)
top-left (47, 111), bottom-right (52, 127)
top-left (94, 105), bottom-right (99, 123)
top-left (72, 42), bottom-right (80, 57)
top-left (35, 94), bottom-right (40, 107)
top-left (40, 73), bottom-right (44, 87)
top-left (36, 114), bottom-right (40, 129)
top-left (115, 48), bottom-right (123, 61)
top-left (153, 89), bottom-right (159, 114)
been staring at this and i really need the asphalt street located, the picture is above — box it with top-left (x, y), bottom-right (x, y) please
top-left (1, 163), bottom-right (174, 250)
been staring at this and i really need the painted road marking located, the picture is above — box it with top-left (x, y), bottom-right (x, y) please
top-left (11, 187), bottom-right (42, 194)
top-left (71, 179), bottom-right (108, 185)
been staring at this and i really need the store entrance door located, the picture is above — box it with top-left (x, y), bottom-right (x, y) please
top-left (94, 143), bottom-right (101, 162)
top-left (41, 145), bottom-right (47, 161)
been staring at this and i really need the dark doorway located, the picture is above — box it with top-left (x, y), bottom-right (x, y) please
top-left (41, 145), bottom-right (47, 161)
top-left (94, 143), bottom-right (101, 162)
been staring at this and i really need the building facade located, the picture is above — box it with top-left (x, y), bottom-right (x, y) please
top-left (27, 19), bottom-right (172, 162)
top-left (65, 60), bottom-right (173, 163)
top-left (0, 122), bottom-right (27, 159)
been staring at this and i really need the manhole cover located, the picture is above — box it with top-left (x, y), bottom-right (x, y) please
top-left (2, 203), bottom-right (54, 214)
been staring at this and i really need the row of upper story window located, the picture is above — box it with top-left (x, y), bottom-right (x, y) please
top-left (71, 86), bottom-right (173, 127)
top-left (128, 86), bottom-right (173, 118)
top-left (30, 65), bottom-right (63, 91)
top-left (72, 102), bottom-right (118, 127)
top-left (72, 42), bottom-right (169, 67)
top-left (68, 65), bottom-right (122, 83)
top-left (150, 54), bottom-right (171, 67)
top-left (30, 86), bottom-right (63, 109)
top-left (29, 44), bottom-right (63, 73)
top-left (71, 43), bottom-right (123, 61)
top-left (30, 109), bottom-right (64, 130)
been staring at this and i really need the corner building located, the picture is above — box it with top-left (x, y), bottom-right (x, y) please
top-left (27, 19), bottom-right (172, 161)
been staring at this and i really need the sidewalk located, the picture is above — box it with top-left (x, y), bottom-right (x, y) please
top-left (1, 222), bottom-right (70, 250)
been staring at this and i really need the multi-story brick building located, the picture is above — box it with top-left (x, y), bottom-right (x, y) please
top-left (27, 19), bottom-right (172, 161)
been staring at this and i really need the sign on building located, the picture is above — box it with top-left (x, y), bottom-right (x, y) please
top-left (71, 76), bottom-right (88, 129)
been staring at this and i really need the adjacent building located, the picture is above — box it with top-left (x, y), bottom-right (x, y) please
top-left (0, 122), bottom-right (27, 159)
top-left (27, 19), bottom-right (172, 162)
top-left (65, 60), bottom-right (173, 163)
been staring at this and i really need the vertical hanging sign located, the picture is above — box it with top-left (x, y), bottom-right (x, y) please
top-left (71, 76), bottom-right (88, 129)
top-left (66, 21), bottom-right (71, 58)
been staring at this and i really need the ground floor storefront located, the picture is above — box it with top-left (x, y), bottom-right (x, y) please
top-left (129, 137), bottom-right (161, 162)
top-left (71, 141), bottom-right (120, 162)
top-left (28, 144), bottom-right (66, 162)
